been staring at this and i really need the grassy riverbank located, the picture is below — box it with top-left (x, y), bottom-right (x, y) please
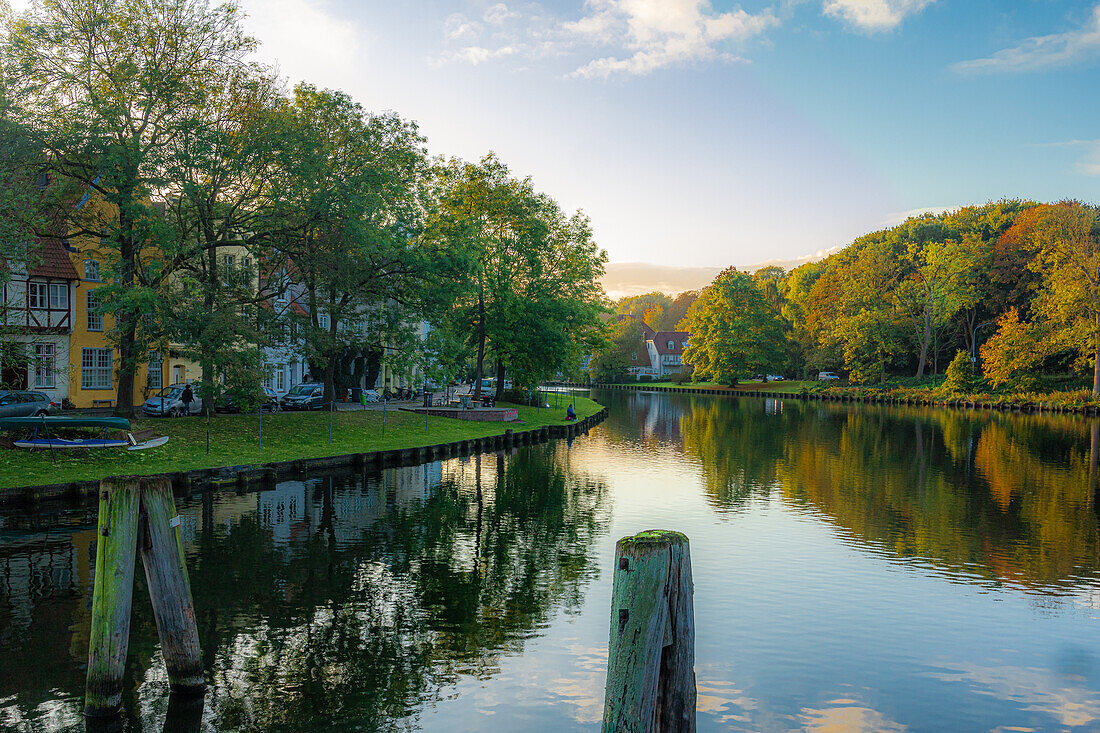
top-left (601, 378), bottom-right (1100, 409)
top-left (0, 397), bottom-right (603, 490)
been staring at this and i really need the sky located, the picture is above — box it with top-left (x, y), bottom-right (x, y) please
top-left (12, 0), bottom-right (1100, 268)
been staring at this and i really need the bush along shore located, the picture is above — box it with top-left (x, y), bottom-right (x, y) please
top-left (0, 398), bottom-right (606, 506)
top-left (560, 380), bottom-right (1100, 415)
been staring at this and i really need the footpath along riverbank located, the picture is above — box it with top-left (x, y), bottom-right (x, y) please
top-left (0, 397), bottom-right (607, 507)
top-left (556, 381), bottom-right (1100, 416)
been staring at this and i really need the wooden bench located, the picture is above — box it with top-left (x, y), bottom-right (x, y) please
top-left (92, 399), bottom-right (114, 408)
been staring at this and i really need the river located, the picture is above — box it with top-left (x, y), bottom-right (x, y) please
top-left (1, 388), bottom-right (1099, 731)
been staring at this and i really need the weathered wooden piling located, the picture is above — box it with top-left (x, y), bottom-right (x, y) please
top-left (85, 476), bottom-right (203, 718)
top-left (85, 478), bottom-right (142, 718)
top-left (603, 530), bottom-right (696, 733)
top-left (139, 478), bottom-right (204, 693)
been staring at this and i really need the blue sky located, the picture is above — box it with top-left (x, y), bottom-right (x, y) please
top-left (19, 0), bottom-right (1100, 266)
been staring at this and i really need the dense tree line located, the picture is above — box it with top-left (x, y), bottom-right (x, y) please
top-left (595, 200), bottom-right (1100, 396)
top-left (0, 0), bottom-right (607, 414)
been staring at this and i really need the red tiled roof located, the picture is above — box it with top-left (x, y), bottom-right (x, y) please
top-left (652, 331), bottom-right (690, 355)
top-left (27, 239), bottom-right (79, 281)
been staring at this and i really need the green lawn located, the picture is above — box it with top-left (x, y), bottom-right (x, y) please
top-left (0, 397), bottom-right (603, 490)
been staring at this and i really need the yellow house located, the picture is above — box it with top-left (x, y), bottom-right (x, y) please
top-left (64, 192), bottom-right (200, 409)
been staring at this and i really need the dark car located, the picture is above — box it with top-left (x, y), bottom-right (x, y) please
top-left (216, 386), bottom-right (280, 414)
top-left (0, 390), bottom-right (59, 418)
top-left (280, 383), bottom-right (325, 411)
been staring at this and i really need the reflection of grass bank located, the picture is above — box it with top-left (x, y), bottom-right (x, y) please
top-left (0, 397), bottom-right (603, 490)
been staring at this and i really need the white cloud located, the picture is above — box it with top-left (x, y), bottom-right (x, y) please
top-left (434, 0), bottom-right (777, 78)
top-left (953, 4), bottom-right (1100, 73)
top-left (237, 0), bottom-right (361, 89)
top-left (566, 0), bottom-right (778, 78)
top-left (822, 0), bottom-right (934, 32)
top-left (1038, 139), bottom-right (1100, 176)
top-left (484, 3), bottom-right (520, 25)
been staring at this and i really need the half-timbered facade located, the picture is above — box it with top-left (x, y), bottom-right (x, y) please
top-left (0, 238), bottom-right (79, 402)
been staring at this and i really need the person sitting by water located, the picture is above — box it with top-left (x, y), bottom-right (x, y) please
top-left (565, 403), bottom-right (576, 421)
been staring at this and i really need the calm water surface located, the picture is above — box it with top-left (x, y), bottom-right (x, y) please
top-left (2, 389), bottom-right (1099, 731)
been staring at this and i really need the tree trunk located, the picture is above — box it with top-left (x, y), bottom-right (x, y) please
top-left (473, 290), bottom-right (486, 399)
top-left (113, 202), bottom-right (138, 417)
top-left (495, 359), bottom-right (506, 402)
top-left (200, 245), bottom-right (218, 417)
top-left (915, 309), bottom-right (931, 379)
top-left (1094, 311), bottom-right (1100, 398)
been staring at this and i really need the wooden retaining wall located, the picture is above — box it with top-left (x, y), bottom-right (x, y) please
top-left (551, 381), bottom-right (1100, 418)
top-left (1, 407), bottom-right (610, 509)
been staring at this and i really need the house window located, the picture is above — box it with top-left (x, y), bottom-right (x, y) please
top-left (318, 313), bottom-right (329, 329)
top-left (223, 254), bottom-right (235, 269)
top-left (81, 348), bottom-right (113, 390)
top-left (86, 289), bottom-right (103, 331)
top-left (147, 351), bottom-right (163, 389)
top-left (241, 257), bottom-right (252, 271)
top-left (667, 340), bottom-right (674, 350)
top-left (263, 363), bottom-right (275, 390)
top-left (49, 283), bottom-right (68, 310)
top-left (172, 365), bottom-right (185, 385)
top-left (28, 282), bottom-right (47, 309)
top-left (84, 259), bottom-right (101, 281)
top-left (275, 365), bottom-right (286, 392)
top-left (34, 344), bottom-right (55, 388)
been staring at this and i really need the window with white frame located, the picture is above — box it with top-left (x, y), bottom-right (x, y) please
top-left (147, 351), bottom-right (163, 389)
top-left (28, 281), bottom-right (47, 309)
top-left (275, 365), bottom-right (286, 392)
top-left (84, 259), bottom-right (101, 281)
top-left (318, 313), bottom-right (329, 329)
top-left (34, 343), bottom-right (55, 388)
top-left (263, 364), bottom-right (274, 389)
top-left (667, 340), bottom-right (674, 350)
top-left (86, 289), bottom-right (103, 331)
top-left (81, 348), bottom-right (113, 389)
top-left (49, 283), bottom-right (68, 309)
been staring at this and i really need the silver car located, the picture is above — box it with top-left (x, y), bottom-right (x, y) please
top-left (0, 390), bottom-right (59, 418)
top-left (142, 384), bottom-right (202, 417)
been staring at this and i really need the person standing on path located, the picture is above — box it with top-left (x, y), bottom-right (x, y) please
top-left (181, 383), bottom-right (194, 416)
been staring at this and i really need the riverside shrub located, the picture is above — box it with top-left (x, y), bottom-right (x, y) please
top-left (942, 350), bottom-right (976, 394)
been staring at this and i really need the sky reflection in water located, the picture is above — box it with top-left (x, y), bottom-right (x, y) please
top-left (1, 389), bottom-right (1098, 731)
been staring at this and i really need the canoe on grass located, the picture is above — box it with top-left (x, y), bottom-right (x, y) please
top-left (12, 435), bottom-right (169, 450)
top-left (13, 438), bottom-right (130, 449)
top-left (0, 416), bottom-right (132, 431)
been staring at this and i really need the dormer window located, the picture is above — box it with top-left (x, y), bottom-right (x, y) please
top-left (84, 259), bottom-right (101, 281)
top-left (667, 340), bottom-right (674, 350)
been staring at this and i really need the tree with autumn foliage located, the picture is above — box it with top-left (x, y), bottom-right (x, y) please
top-left (681, 267), bottom-right (786, 386)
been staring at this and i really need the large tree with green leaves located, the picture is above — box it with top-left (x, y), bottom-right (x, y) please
top-left (4, 0), bottom-right (254, 415)
top-left (269, 84), bottom-right (431, 405)
top-left (681, 267), bottom-right (785, 386)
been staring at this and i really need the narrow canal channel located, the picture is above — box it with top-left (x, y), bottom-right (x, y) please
top-left (2, 389), bottom-right (1099, 731)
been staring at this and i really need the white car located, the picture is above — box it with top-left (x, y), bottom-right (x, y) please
top-left (818, 371), bottom-right (840, 381)
top-left (766, 374), bottom-right (785, 382)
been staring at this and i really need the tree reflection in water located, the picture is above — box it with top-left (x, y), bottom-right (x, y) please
top-left (0, 444), bottom-right (610, 731)
top-left (641, 393), bottom-right (1100, 588)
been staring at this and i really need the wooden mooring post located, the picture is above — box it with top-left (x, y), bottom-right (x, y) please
top-left (85, 476), bottom-right (203, 718)
top-left (603, 530), bottom-right (696, 732)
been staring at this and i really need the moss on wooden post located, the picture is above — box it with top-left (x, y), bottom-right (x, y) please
top-left (84, 478), bottom-right (141, 718)
top-left (85, 476), bottom-right (204, 719)
top-left (139, 477), bottom-right (204, 693)
top-left (603, 530), bottom-right (696, 733)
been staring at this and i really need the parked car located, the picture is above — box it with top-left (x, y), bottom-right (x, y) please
top-left (142, 384), bottom-right (203, 417)
top-left (280, 383), bottom-right (324, 410)
top-left (766, 374), bottom-right (785, 382)
top-left (217, 386), bottom-right (279, 413)
top-left (818, 371), bottom-right (840, 381)
top-left (0, 390), bottom-right (59, 418)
